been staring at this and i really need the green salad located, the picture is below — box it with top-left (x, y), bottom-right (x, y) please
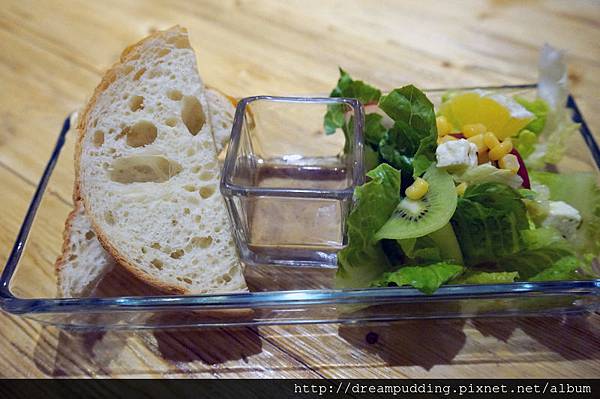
top-left (326, 45), bottom-right (599, 294)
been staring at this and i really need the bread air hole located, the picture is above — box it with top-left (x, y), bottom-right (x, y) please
top-left (194, 215), bottom-right (202, 223)
top-left (181, 96), bottom-right (205, 135)
top-left (157, 48), bottom-right (171, 58)
top-left (199, 171), bottom-right (214, 181)
top-left (129, 95), bottom-right (144, 112)
top-left (167, 90), bottom-right (182, 101)
top-left (151, 242), bottom-right (161, 250)
top-left (147, 69), bottom-right (162, 79)
top-left (165, 118), bottom-right (177, 127)
top-left (186, 236), bottom-right (212, 251)
top-left (93, 130), bottom-right (104, 147)
top-left (150, 259), bottom-right (163, 270)
top-left (170, 249), bottom-right (184, 259)
top-left (104, 211), bottom-right (115, 225)
top-left (133, 68), bottom-right (146, 81)
top-left (199, 185), bottom-right (216, 199)
top-left (184, 184), bottom-right (196, 192)
top-left (110, 155), bottom-right (182, 184)
top-left (183, 208), bottom-right (190, 215)
top-left (126, 121), bottom-right (157, 147)
top-left (85, 231), bottom-right (95, 240)
top-left (191, 165), bottom-right (201, 173)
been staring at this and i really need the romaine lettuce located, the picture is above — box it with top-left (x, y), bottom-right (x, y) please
top-left (454, 163), bottom-right (523, 189)
top-left (514, 97), bottom-right (549, 134)
top-left (378, 85), bottom-right (438, 178)
top-left (499, 246), bottom-right (574, 280)
top-left (450, 271), bottom-right (519, 285)
top-left (335, 163), bottom-right (401, 288)
top-left (529, 256), bottom-right (585, 281)
top-left (371, 263), bottom-right (464, 294)
top-left (324, 68), bottom-right (381, 135)
top-left (451, 182), bottom-right (528, 265)
top-left (522, 44), bottom-right (581, 169)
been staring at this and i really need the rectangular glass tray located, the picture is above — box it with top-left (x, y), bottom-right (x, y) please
top-left (1, 84), bottom-right (599, 330)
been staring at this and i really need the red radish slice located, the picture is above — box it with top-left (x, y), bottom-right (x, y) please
top-left (511, 148), bottom-right (531, 189)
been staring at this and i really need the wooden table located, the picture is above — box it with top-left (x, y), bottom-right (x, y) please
top-left (1, 0), bottom-right (600, 378)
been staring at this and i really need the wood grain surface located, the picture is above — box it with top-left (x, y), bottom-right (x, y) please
top-left (1, 0), bottom-right (600, 378)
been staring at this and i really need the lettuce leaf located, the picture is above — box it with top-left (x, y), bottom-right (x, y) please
top-left (324, 68), bottom-right (381, 135)
top-left (454, 163), bottom-right (523, 189)
top-left (526, 113), bottom-right (580, 168)
top-left (499, 246), bottom-right (574, 280)
top-left (378, 85), bottom-right (438, 178)
top-left (524, 44), bottom-right (581, 168)
top-left (529, 256), bottom-right (585, 281)
top-left (364, 113), bottom-right (388, 147)
top-left (508, 228), bottom-right (577, 279)
top-left (398, 236), bottom-right (442, 263)
top-left (335, 163), bottom-right (401, 288)
top-left (451, 182), bottom-right (529, 266)
top-left (514, 97), bottom-right (549, 134)
top-left (371, 263), bottom-right (464, 294)
top-left (399, 222), bottom-right (463, 265)
top-left (515, 129), bottom-right (538, 160)
top-left (450, 271), bottom-right (519, 285)
top-left (530, 171), bottom-right (600, 255)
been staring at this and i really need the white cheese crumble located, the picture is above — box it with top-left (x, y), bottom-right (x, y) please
top-left (435, 139), bottom-right (478, 172)
top-left (542, 200), bottom-right (582, 239)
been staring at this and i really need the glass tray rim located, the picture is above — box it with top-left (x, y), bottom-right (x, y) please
top-left (1, 83), bottom-right (599, 317)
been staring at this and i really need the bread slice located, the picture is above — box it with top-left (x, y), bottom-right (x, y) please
top-left (56, 88), bottom-right (236, 298)
top-left (75, 26), bottom-right (245, 295)
top-left (55, 201), bottom-right (116, 297)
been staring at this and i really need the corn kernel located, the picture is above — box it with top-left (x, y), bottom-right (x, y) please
top-left (406, 177), bottom-right (429, 200)
top-left (489, 138), bottom-right (513, 161)
top-left (437, 135), bottom-right (457, 144)
top-left (499, 153), bottom-right (520, 174)
top-left (483, 131), bottom-right (500, 149)
top-left (462, 123), bottom-right (486, 138)
top-left (467, 133), bottom-right (487, 152)
top-left (436, 116), bottom-right (453, 136)
top-left (455, 182), bottom-right (468, 196)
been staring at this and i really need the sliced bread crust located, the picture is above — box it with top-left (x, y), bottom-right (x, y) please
top-left (75, 26), bottom-right (245, 295)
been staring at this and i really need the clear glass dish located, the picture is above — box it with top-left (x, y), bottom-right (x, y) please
top-left (221, 96), bottom-right (365, 267)
top-left (1, 84), bottom-right (599, 330)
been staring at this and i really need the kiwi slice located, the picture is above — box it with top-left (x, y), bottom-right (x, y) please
top-left (375, 165), bottom-right (457, 241)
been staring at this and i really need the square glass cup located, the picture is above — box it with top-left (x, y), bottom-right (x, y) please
top-left (220, 96), bottom-right (365, 268)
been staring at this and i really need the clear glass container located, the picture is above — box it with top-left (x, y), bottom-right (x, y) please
top-left (1, 85), bottom-right (599, 330)
top-left (221, 96), bottom-right (364, 267)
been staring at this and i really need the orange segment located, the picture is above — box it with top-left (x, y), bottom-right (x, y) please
top-left (439, 91), bottom-right (534, 140)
